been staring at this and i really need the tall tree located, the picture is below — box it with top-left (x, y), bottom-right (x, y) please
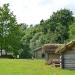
top-left (49, 9), bottom-right (73, 43)
top-left (0, 4), bottom-right (22, 56)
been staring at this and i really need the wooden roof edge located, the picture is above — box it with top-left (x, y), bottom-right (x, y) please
top-left (55, 40), bottom-right (75, 53)
top-left (42, 44), bottom-right (63, 49)
top-left (33, 47), bottom-right (42, 52)
top-left (43, 43), bottom-right (63, 46)
top-left (55, 44), bottom-right (66, 53)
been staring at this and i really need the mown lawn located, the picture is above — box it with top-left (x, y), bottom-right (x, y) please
top-left (0, 59), bottom-right (75, 75)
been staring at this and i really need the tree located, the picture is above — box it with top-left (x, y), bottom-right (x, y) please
top-left (49, 9), bottom-right (73, 43)
top-left (68, 18), bottom-right (75, 41)
top-left (0, 4), bottom-right (22, 56)
top-left (20, 25), bottom-right (35, 58)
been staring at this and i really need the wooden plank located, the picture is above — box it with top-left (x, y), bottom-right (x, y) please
top-left (64, 61), bottom-right (75, 64)
top-left (64, 65), bottom-right (75, 68)
top-left (64, 54), bottom-right (75, 57)
top-left (64, 63), bottom-right (75, 66)
top-left (60, 55), bottom-right (64, 68)
top-left (45, 53), bottom-right (48, 60)
top-left (65, 50), bottom-right (75, 54)
top-left (64, 58), bottom-right (75, 61)
top-left (62, 49), bottom-right (75, 69)
top-left (64, 67), bottom-right (75, 70)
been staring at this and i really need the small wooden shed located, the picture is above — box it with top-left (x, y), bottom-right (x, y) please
top-left (33, 47), bottom-right (44, 59)
top-left (56, 40), bottom-right (75, 69)
top-left (42, 44), bottom-right (63, 65)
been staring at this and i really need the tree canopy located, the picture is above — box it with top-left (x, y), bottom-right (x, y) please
top-left (0, 4), bottom-right (74, 58)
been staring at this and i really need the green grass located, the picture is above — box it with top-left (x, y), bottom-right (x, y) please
top-left (0, 59), bottom-right (75, 75)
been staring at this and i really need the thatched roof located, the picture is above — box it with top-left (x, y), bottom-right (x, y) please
top-left (42, 44), bottom-right (63, 53)
top-left (56, 40), bottom-right (75, 53)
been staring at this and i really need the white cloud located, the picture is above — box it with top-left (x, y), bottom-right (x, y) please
top-left (0, 0), bottom-right (75, 25)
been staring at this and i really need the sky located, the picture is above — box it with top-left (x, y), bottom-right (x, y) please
top-left (0, 0), bottom-right (75, 25)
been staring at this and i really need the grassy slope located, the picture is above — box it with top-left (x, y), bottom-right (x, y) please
top-left (0, 59), bottom-right (75, 75)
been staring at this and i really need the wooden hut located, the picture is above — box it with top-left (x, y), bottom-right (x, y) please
top-left (42, 44), bottom-right (63, 65)
top-left (56, 40), bottom-right (75, 69)
top-left (33, 47), bottom-right (44, 59)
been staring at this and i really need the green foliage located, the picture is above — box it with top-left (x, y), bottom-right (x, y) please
top-left (28, 9), bottom-right (74, 53)
top-left (0, 4), bottom-right (23, 56)
top-left (0, 4), bottom-right (74, 58)
top-left (20, 44), bottom-right (31, 58)
top-left (68, 18), bottom-right (75, 41)
top-left (49, 9), bottom-right (73, 43)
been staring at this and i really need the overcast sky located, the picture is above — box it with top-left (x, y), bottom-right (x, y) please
top-left (0, 0), bottom-right (75, 25)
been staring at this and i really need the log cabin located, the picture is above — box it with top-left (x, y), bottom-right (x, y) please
top-left (33, 47), bottom-right (44, 59)
top-left (42, 44), bottom-right (63, 65)
top-left (56, 40), bottom-right (75, 69)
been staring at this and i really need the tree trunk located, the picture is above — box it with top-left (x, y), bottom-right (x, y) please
top-left (1, 46), bottom-right (2, 56)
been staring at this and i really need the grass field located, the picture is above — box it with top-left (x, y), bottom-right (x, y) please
top-left (0, 59), bottom-right (75, 75)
